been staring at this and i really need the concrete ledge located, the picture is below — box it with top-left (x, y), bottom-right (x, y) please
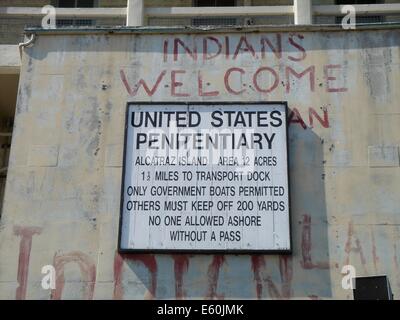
top-left (0, 45), bottom-right (20, 75)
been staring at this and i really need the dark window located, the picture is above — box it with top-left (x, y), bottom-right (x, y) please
top-left (77, 0), bottom-right (95, 7)
top-left (57, 0), bottom-right (95, 27)
top-left (335, 0), bottom-right (384, 24)
top-left (194, 0), bottom-right (235, 6)
top-left (58, 0), bottom-right (94, 7)
top-left (193, 0), bottom-right (237, 26)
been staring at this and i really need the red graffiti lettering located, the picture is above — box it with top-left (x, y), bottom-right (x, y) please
top-left (260, 34), bottom-right (282, 60)
top-left (172, 255), bottom-right (190, 300)
top-left (301, 215), bottom-right (330, 269)
top-left (205, 255), bottom-right (225, 299)
top-left (233, 36), bottom-right (256, 60)
top-left (308, 107), bottom-right (330, 128)
top-left (251, 255), bottom-right (265, 299)
top-left (224, 36), bottom-right (230, 59)
top-left (253, 67), bottom-right (279, 94)
top-left (50, 251), bottom-right (96, 300)
top-left (279, 256), bottom-right (293, 299)
top-left (224, 67), bottom-right (246, 95)
top-left (324, 64), bottom-right (348, 93)
top-left (286, 66), bottom-right (315, 93)
top-left (344, 221), bottom-right (368, 274)
top-left (163, 40), bottom-right (168, 63)
top-left (120, 69), bottom-right (166, 96)
top-left (174, 38), bottom-right (197, 61)
top-left (288, 107), bottom-right (329, 129)
top-left (288, 34), bottom-right (306, 62)
top-left (371, 227), bottom-right (379, 274)
top-left (171, 70), bottom-right (189, 97)
top-left (203, 37), bottom-right (222, 61)
top-left (14, 226), bottom-right (42, 300)
top-left (289, 108), bottom-right (307, 129)
top-left (251, 255), bottom-right (293, 299)
top-left (198, 71), bottom-right (219, 97)
top-left (113, 252), bottom-right (124, 300)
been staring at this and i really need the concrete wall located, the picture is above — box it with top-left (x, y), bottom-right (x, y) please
top-left (0, 26), bottom-right (399, 300)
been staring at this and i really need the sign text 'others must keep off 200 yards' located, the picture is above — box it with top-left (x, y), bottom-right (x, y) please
top-left (119, 103), bottom-right (291, 252)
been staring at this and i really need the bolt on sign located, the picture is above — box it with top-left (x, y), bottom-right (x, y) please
top-left (119, 102), bottom-right (291, 253)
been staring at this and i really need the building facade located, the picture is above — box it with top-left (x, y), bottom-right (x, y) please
top-left (0, 0), bottom-right (400, 300)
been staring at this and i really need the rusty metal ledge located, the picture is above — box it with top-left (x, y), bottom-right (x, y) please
top-left (24, 22), bottom-right (400, 36)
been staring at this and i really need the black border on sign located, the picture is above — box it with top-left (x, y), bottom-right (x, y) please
top-left (118, 101), bottom-right (292, 255)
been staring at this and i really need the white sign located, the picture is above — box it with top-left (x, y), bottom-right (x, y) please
top-left (119, 102), bottom-right (291, 252)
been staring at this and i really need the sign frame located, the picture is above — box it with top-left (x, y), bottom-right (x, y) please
top-left (118, 101), bottom-right (292, 254)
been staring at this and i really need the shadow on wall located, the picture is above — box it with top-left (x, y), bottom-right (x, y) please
top-left (113, 110), bottom-right (332, 299)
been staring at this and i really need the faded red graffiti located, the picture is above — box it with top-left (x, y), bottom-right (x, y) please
top-left (198, 71), bottom-right (219, 97)
top-left (324, 64), bottom-right (348, 93)
top-left (279, 256), bottom-right (293, 298)
top-left (164, 34), bottom-right (305, 62)
top-left (205, 255), bottom-right (225, 300)
top-left (50, 251), bottom-right (96, 300)
top-left (371, 227), bottom-right (379, 274)
top-left (120, 69), bottom-right (167, 97)
top-left (122, 35), bottom-right (348, 98)
top-left (289, 107), bottom-right (330, 130)
top-left (113, 252), bottom-right (124, 300)
top-left (114, 253), bottom-right (227, 300)
top-left (251, 255), bottom-right (265, 299)
top-left (172, 255), bottom-right (190, 299)
top-left (251, 255), bottom-right (293, 299)
top-left (121, 66), bottom-right (343, 98)
top-left (285, 66), bottom-right (315, 93)
top-left (12, 218), bottom-right (400, 299)
top-left (308, 107), bottom-right (329, 129)
top-left (301, 214), bottom-right (330, 269)
top-left (253, 67), bottom-right (279, 93)
top-left (344, 221), bottom-right (368, 274)
top-left (14, 226), bottom-right (42, 300)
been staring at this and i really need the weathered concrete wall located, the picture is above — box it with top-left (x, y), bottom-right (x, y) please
top-left (0, 26), bottom-right (399, 300)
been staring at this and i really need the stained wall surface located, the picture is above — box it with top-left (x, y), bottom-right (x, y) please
top-left (0, 26), bottom-right (399, 299)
